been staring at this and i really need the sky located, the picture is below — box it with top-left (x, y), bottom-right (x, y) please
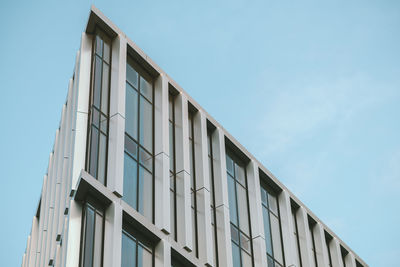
top-left (0, 0), bottom-right (399, 266)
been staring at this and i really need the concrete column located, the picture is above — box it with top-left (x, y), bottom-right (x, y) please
top-left (60, 216), bottom-right (69, 267)
top-left (313, 222), bottom-right (330, 267)
top-left (22, 254), bottom-right (26, 267)
top-left (154, 73), bottom-right (170, 234)
top-left (296, 207), bottom-right (314, 267)
top-left (46, 125), bottom-right (63, 266)
top-left (211, 127), bottom-right (232, 267)
top-left (63, 52), bottom-right (80, 218)
top-left (41, 148), bottom-right (56, 267)
top-left (57, 79), bottom-right (73, 241)
top-left (28, 216), bottom-right (39, 267)
top-left (246, 161), bottom-right (267, 267)
top-left (345, 252), bottom-right (357, 267)
top-left (278, 190), bottom-right (297, 267)
top-left (107, 34), bottom-right (127, 197)
top-left (23, 236), bottom-right (30, 267)
top-left (54, 243), bottom-right (61, 267)
top-left (330, 237), bottom-right (344, 267)
top-left (155, 239), bottom-right (171, 267)
top-left (50, 105), bottom-right (68, 264)
top-left (64, 201), bottom-right (83, 267)
top-left (71, 32), bottom-right (92, 189)
top-left (103, 201), bottom-right (123, 267)
top-left (174, 93), bottom-right (192, 251)
top-left (35, 174), bottom-right (47, 267)
top-left (193, 111), bottom-right (213, 266)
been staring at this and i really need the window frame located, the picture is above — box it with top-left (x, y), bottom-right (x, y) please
top-left (260, 180), bottom-right (285, 267)
top-left (226, 150), bottom-right (254, 267)
top-left (123, 54), bottom-right (155, 223)
top-left (79, 199), bottom-right (105, 267)
top-left (85, 27), bottom-right (112, 185)
top-left (121, 223), bottom-right (155, 267)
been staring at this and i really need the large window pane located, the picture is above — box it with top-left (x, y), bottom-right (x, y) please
top-left (121, 232), bottom-right (136, 267)
top-left (268, 194), bottom-right (278, 216)
top-left (242, 251), bottom-right (252, 267)
top-left (137, 244), bottom-right (152, 267)
top-left (226, 155), bottom-right (234, 176)
top-left (95, 35), bottom-right (102, 56)
top-left (83, 207), bottom-right (95, 267)
top-left (139, 96), bottom-right (152, 151)
top-left (89, 127), bottom-right (99, 178)
top-left (170, 188), bottom-right (175, 239)
top-left (81, 204), bottom-right (104, 267)
top-left (93, 213), bottom-right (103, 267)
top-left (125, 83), bottom-right (138, 140)
top-left (231, 242), bottom-right (241, 267)
top-left (101, 63), bottom-right (109, 113)
top-left (93, 56), bottom-right (102, 109)
top-left (140, 76), bottom-right (152, 102)
top-left (97, 133), bottom-right (107, 185)
top-left (139, 147), bottom-right (152, 172)
top-left (126, 63), bottom-right (138, 89)
top-left (228, 176), bottom-right (238, 226)
top-left (125, 135), bottom-right (138, 160)
top-left (235, 164), bottom-right (246, 186)
top-left (237, 185), bottom-right (250, 235)
top-left (123, 154), bottom-right (138, 209)
top-left (138, 166), bottom-right (153, 221)
top-left (270, 215), bottom-right (283, 264)
top-left (263, 207), bottom-right (273, 256)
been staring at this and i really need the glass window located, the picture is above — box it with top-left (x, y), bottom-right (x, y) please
top-left (139, 96), bottom-right (152, 152)
top-left (80, 203), bottom-right (104, 267)
top-left (261, 182), bottom-right (284, 267)
top-left (87, 30), bottom-right (111, 185)
top-left (123, 56), bottom-right (154, 223)
top-left (226, 151), bottom-right (253, 267)
top-left (121, 229), bottom-right (154, 267)
top-left (125, 83), bottom-right (138, 140)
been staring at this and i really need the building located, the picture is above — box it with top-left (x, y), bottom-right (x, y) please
top-left (21, 6), bottom-right (367, 267)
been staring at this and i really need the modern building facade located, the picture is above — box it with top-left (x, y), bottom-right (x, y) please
top-left (21, 6), bottom-right (367, 267)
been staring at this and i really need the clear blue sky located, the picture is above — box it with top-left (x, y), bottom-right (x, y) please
top-left (0, 0), bottom-right (399, 266)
